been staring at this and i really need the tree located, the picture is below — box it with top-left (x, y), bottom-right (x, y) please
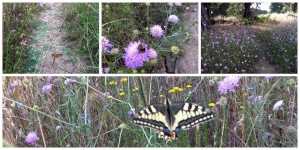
top-left (201, 3), bottom-right (212, 30)
top-left (243, 3), bottom-right (252, 18)
top-left (270, 3), bottom-right (284, 13)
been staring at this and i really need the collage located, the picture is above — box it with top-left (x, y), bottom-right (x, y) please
top-left (1, 0), bottom-right (298, 148)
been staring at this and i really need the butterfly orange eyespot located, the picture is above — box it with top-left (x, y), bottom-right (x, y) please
top-left (170, 132), bottom-right (176, 138)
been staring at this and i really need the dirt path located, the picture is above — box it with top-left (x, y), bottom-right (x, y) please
top-left (30, 3), bottom-right (85, 73)
top-left (176, 4), bottom-right (198, 74)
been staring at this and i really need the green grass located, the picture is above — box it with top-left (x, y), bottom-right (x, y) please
top-left (63, 3), bottom-right (99, 73)
top-left (2, 76), bottom-right (297, 147)
top-left (3, 3), bottom-right (43, 73)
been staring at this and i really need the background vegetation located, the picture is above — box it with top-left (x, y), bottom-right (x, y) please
top-left (2, 76), bottom-right (297, 147)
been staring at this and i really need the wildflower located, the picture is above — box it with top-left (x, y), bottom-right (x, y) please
top-left (64, 79), bottom-right (76, 85)
top-left (173, 87), bottom-right (179, 90)
top-left (168, 15), bottom-right (179, 24)
top-left (178, 88), bottom-right (183, 92)
top-left (240, 106), bottom-right (245, 109)
top-left (132, 87), bottom-right (139, 92)
top-left (55, 126), bottom-right (62, 132)
top-left (171, 46), bottom-right (180, 54)
top-left (121, 78), bottom-right (128, 83)
top-left (107, 96), bottom-right (113, 99)
top-left (128, 109), bottom-right (135, 116)
top-left (265, 76), bottom-right (272, 81)
top-left (186, 84), bottom-right (192, 88)
top-left (133, 29), bottom-right (139, 35)
top-left (102, 36), bottom-right (113, 54)
top-left (159, 94), bottom-right (164, 98)
top-left (209, 80), bottom-right (214, 86)
top-left (33, 105), bottom-right (40, 110)
top-left (9, 83), bottom-right (17, 89)
top-left (102, 67), bottom-right (110, 74)
top-left (273, 100), bottom-right (284, 111)
top-left (167, 2), bottom-right (174, 7)
top-left (41, 84), bottom-right (52, 93)
top-left (208, 103), bottom-right (215, 108)
top-left (46, 76), bottom-right (52, 83)
top-left (218, 77), bottom-right (241, 95)
top-left (123, 41), bottom-right (157, 69)
top-left (109, 81), bottom-right (118, 86)
top-left (25, 131), bottom-right (39, 145)
top-left (168, 89), bottom-right (176, 94)
top-left (119, 92), bottom-right (125, 96)
top-left (103, 92), bottom-right (110, 98)
top-left (148, 48), bottom-right (158, 59)
top-left (39, 2), bottom-right (49, 7)
top-left (150, 25), bottom-right (164, 38)
top-left (174, 3), bottom-right (182, 6)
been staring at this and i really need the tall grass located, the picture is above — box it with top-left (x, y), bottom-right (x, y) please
top-left (2, 76), bottom-right (297, 147)
top-left (64, 3), bottom-right (99, 73)
top-left (3, 3), bottom-right (43, 73)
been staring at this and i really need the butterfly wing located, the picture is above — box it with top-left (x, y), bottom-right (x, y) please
top-left (173, 102), bottom-right (215, 130)
top-left (133, 104), bottom-right (169, 131)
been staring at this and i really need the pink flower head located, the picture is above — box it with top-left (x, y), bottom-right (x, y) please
top-left (218, 77), bottom-right (241, 95)
top-left (101, 36), bottom-right (113, 54)
top-left (148, 48), bottom-right (158, 59)
top-left (41, 84), bottom-right (52, 93)
top-left (25, 131), bottom-right (39, 145)
top-left (123, 41), bottom-right (157, 69)
top-left (150, 25), bottom-right (164, 38)
top-left (168, 15), bottom-right (179, 24)
top-left (102, 67), bottom-right (110, 74)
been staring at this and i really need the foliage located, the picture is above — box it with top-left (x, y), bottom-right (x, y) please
top-left (102, 3), bottom-right (191, 73)
top-left (2, 76), bottom-right (298, 147)
top-left (3, 3), bottom-right (43, 73)
top-left (64, 3), bottom-right (99, 73)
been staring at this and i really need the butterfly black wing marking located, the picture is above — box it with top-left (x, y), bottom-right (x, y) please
top-left (173, 103), bottom-right (215, 130)
top-left (133, 104), bottom-right (169, 131)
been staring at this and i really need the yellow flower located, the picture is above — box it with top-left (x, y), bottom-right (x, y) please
top-left (132, 87), bottom-right (139, 92)
top-left (208, 103), bottom-right (216, 108)
top-left (107, 96), bottom-right (113, 99)
top-left (242, 93), bottom-right (248, 97)
top-left (119, 92), bottom-right (125, 96)
top-left (109, 81), bottom-right (118, 86)
top-left (173, 87), bottom-right (179, 90)
top-left (178, 88), bottom-right (183, 92)
top-left (121, 78), bottom-right (128, 83)
top-left (159, 94), bottom-right (164, 98)
top-left (171, 46), bottom-right (180, 54)
top-left (168, 89), bottom-right (176, 94)
top-left (186, 84), bottom-right (192, 88)
top-left (240, 106), bottom-right (245, 109)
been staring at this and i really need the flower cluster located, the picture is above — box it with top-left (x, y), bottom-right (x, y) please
top-left (168, 15), bottom-right (179, 24)
top-left (25, 131), bottom-right (39, 145)
top-left (102, 36), bottom-right (113, 54)
top-left (150, 25), bottom-right (164, 38)
top-left (218, 77), bottom-right (241, 95)
top-left (123, 41), bottom-right (157, 69)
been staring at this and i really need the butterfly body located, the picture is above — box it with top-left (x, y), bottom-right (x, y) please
top-left (133, 100), bottom-right (215, 141)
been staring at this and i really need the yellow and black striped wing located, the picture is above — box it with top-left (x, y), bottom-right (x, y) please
top-left (172, 102), bottom-right (215, 130)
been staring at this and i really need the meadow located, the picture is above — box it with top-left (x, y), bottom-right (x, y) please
top-left (102, 3), bottom-right (198, 74)
top-left (3, 3), bottom-right (99, 73)
top-left (201, 13), bottom-right (297, 74)
top-left (2, 76), bottom-right (297, 147)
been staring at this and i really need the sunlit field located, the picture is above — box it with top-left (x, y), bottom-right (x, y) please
top-left (2, 76), bottom-right (297, 147)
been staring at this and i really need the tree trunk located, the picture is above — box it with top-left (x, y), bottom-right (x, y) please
top-left (201, 3), bottom-right (211, 30)
top-left (243, 3), bottom-right (252, 18)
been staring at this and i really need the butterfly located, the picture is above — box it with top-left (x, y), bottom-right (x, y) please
top-left (132, 99), bottom-right (215, 141)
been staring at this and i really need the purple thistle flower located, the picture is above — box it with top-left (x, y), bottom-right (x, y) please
top-left (102, 67), bottom-right (110, 74)
top-left (150, 25), bottom-right (164, 38)
top-left (46, 76), bottom-right (53, 84)
top-left (64, 79), bottom-right (76, 85)
top-left (101, 36), bottom-right (113, 54)
top-left (148, 48), bottom-right (158, 59)
top-left (41, 84), bottom-right (52, 93)
top-left (128, 109), bottom-right (135, 116)
top-left (39, 2), bottom-right (49, 7)
top-left (218, 77), bottom-right (241, 95)
top-left (123, 41), bottom-right (157, 69)
top-left (168, 15), bottom-right (179, 24)
top-left (265, 76), bottom-right (272, 81)
top-left (9, 83), bottom-right (17, 89)
top-left (25, 131), bottom-right (39, 145)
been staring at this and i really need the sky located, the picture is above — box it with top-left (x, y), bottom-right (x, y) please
top-left (259, 2), bottom-right (271, 12)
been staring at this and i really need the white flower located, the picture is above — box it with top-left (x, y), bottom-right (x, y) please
top-left (273, 100), bottom-right (284, 111)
